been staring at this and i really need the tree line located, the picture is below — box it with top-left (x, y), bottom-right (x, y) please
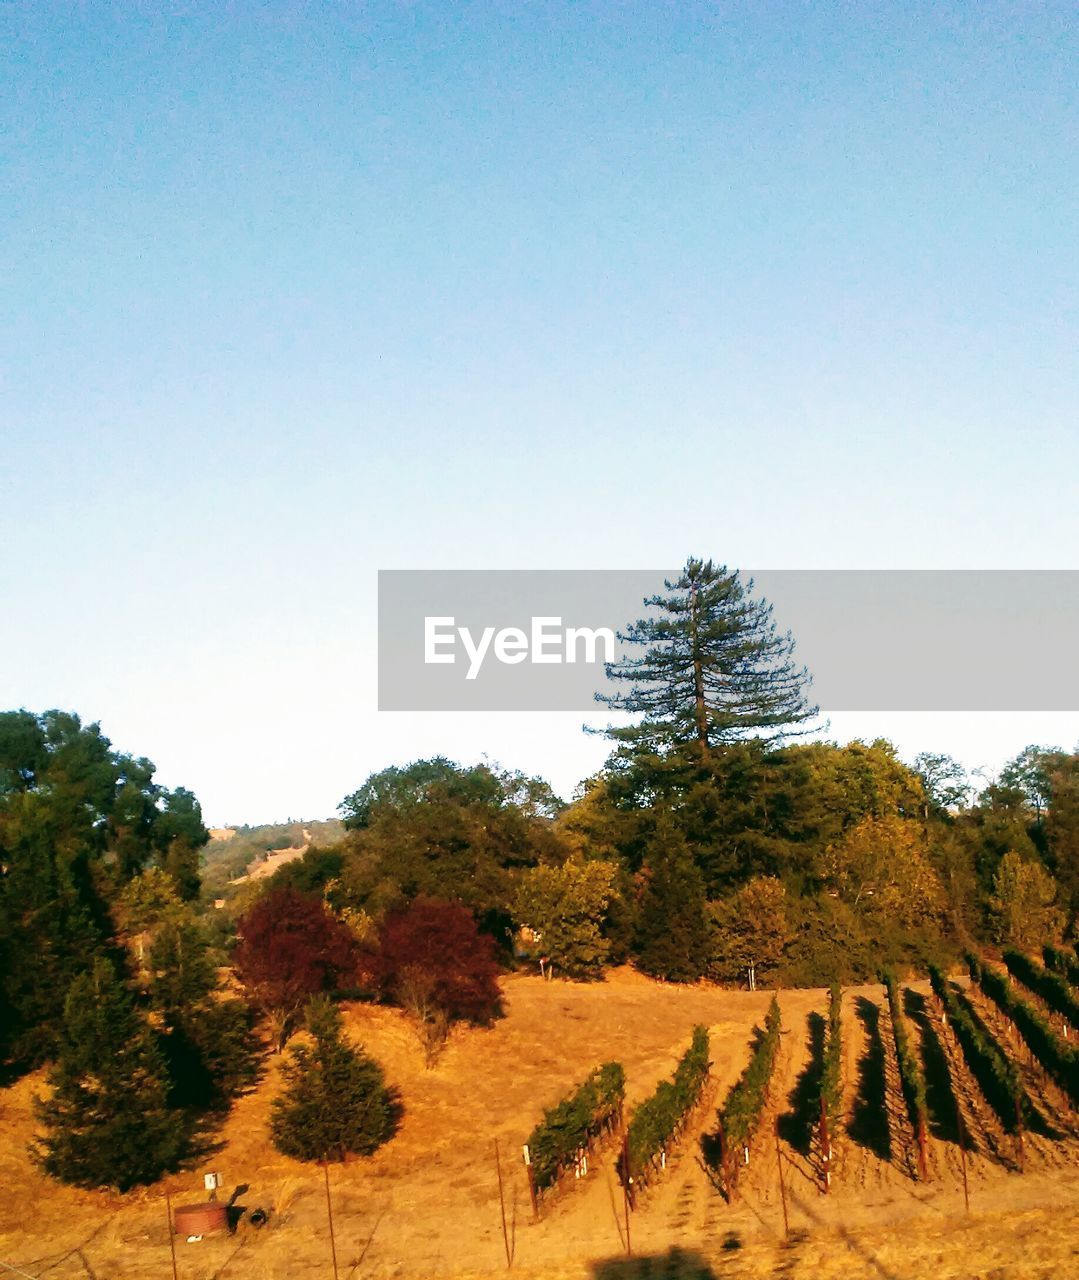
top-left (2, 557), bottom-right (1077, 1191)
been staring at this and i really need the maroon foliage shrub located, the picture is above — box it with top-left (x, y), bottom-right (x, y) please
top-left (234, 887), bottom-right (358, 1047)
top-left (365, 897), bottom-right (502, 1027)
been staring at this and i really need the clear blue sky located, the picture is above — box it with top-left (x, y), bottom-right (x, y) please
top-left (3, 3), bottom-right (1077, 824)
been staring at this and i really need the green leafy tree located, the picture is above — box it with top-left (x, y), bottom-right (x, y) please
top-left (708, 875), bottom-right (792, 983)
top-left (988, 851), bottom-right (1065, 948)
top-left (514, 857), bottom-right (618, 979)
top-left (1043, 751), bottom-right (1079, 908)
top-left (334, 759), bottom-right (569, 932)
top-left (634, 818), bottom-right (709, 982)
top-left (818, 814), bottom-right (946, 928)
top-left (1000, 745), bottom-right (1058, 821)
top-left (270, 996), bottom-right (399, 1162)
top-left (960, 780), bottom-right (1043, 897)
top-left (597, 559), bottom-right (817, 757)
top-left (912, 752), bottom-right (969, 817)
top-left (33, 956), bottom-right (186, 1190)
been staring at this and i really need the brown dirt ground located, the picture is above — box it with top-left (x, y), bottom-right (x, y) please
top-left (2, 969), bottom-right (1078, 1279)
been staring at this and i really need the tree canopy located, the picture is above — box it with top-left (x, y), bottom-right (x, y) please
top-left (233, 886), bottom-right (359, 1048)
top-left (0, 710), bottom-right (208, 1069)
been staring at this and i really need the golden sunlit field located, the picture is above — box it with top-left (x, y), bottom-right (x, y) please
top-left (3, 968), bottom-right (1079, 1279)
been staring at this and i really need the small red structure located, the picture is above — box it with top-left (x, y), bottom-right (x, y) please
top-left (172, 1202), bottom-right (227, 1236)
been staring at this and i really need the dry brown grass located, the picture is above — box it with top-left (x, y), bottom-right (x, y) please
top-left (2, 970), bottom-right (1078, 1278)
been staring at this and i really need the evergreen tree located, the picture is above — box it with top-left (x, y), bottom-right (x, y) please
top-left (149, 916), bottom-right (258, 1108)
top-left (0, 710), bottom-right (208, 1070)
top-left (270, 996), bottom-right (399, 1162)
top-left (34, 955), bottom-right (186, 1190)
top-left (634, 818), bottom-right (709, 982)
top-left (597, 559), bottom-right (817, 756)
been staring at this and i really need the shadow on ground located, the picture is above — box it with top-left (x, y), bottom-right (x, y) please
top-left (592, 1246), bottom-right (719, 1278)
top-left (904, 987), bottom-right (961, 1145)
top-left (849, 995), bottom-right (891, 1160)
top-left (778, 1012), bottom-right (824, 1156)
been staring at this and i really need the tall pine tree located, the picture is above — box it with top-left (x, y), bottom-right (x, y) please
top-left (34, 955), bottom-right (187, 1190)
top-left (270, 997), bottom-right (399, 1163)
top-left (598, 559), bottom-right (817, 756)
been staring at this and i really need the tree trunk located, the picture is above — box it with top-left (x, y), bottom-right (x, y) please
top-left (689, 578), bottom-right (709, 756)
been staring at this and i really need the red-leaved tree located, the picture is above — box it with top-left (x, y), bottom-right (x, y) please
top-left (234, 887), bottom-right (358, 1049)
top-left (364, 897), bottom-right (502, 1064)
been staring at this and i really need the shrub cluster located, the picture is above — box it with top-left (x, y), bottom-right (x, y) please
top-left (929, 963), bottom-right (1025, 1132)
top-left (624, 1026), bottom-right (709, 1188)
top-left (882, 970), bottom-right (928, 1155)
top-left (1005, 949), bottom-right (1079, 1030)
top-left (704, 997), bottom-right (781, 1194)
top-left (525, 1062), bottom-right (625, 1194)
top-left (968, 955), bottom-right (1079, 1107)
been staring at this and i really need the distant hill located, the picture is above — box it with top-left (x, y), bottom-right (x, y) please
top-left (200, 819), bottom-right (344, 898)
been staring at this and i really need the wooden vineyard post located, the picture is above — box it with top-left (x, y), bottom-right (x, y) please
top-left (494, 1140), bottom-right (512, 1268)
top-left (621, 1133), bottom-right (632, 1258)
top-left (619, 1131), bottom-right (636, 1212)
top-left (774, 1119), bottom-right (789, 1238)
top-left (957, 1108), bottom-right (970, 1214)
top-left (916, 1115), bottom-right (929, 1182)
top-left (164, 1187), bottom-right (179, 1280)
top-left (1015, 1099), bottom-right (1025, 1173)
top-left (819, 1096), bottom-right (832, 1193)
top-left (718, 1127), bottom-right (730, 1201)
top-left (522, 1145), bottom-right (538, 1220)
top-left (323, 1162), bottom-right (340, 1280)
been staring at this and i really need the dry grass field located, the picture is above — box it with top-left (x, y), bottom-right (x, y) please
top-left (2, 968), bottom-right (1079, 1279)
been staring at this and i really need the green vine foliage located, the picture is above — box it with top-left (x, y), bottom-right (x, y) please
top-left (525, 1062), bottom-right (625, 1194)
top-left (624, 1025), bottom-right (709, 1187)
top-left (1006, 949), bottom-right (1079, 1028)
top-left (970, 954), bottom-right (1079, 1105)
top-left (929, 962), bottom-right (1025, 1132)
top-left (703, 996), bottom-right (781, 1191)
top-left (820, 982), bottom-right (843, 1132)
top-left (882, 970), bottom-right (927, 1140)
top-left (1043, 943), bottom-right (1079, 988)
